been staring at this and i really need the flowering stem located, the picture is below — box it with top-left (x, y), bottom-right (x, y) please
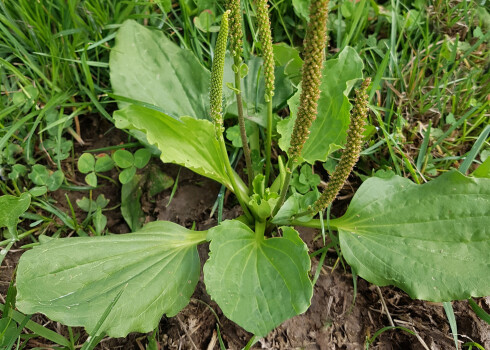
top-left (210, 10), bottom-right (253, 221)
top-left (255, 0), bottom-right (275, 185)
top-left (227, 0), bottom-right (253, 189)
top-left (255, 219), bottom-right (266, 240)
top-left (233, 57), bottom-right (254, 190)
top-left (311, 78), bottom-right (371, 213)
top-left (272, 0), bottom-right (329, 216)
top-left (288, 0), bottom-right (329, 159)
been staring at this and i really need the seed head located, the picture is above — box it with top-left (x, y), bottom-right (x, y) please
top-left (312, 78), bottom-right (371, 212)
top-left (227, 0), bottom-right (243, 60)
top-left (288, 0), bottom-right (329, 159)
top-left (210, 10), bottom-right (230, 134)
top-left (255, 0), bottom-right (275, 98)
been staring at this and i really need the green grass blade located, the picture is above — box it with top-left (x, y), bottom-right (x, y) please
top-left (0, 303), bottom-right (71, 347)
top-left (368, 50), bottom-right (390, 102)
top-left (216, 324), bottom-right (226, 350)
top-left (468, 298), bottom-right (490, 325)
top-left (2, 313), bottom-right (30, 350)
top-left (0, 111), bottom-right (39, 150)
top-left (416, 121), bottom-right (431, 171)
top-left (365, 326), bottom-right (416, 349)
top-left (463, 342), bottom-right (486, 350)
top-left (81, 86), bottom-right (113, 122)
top-left (25, 91), bottom-right (73, 162)
top-left (166, 168), bottom-right (180, 208)
top-left (32, 52), bottom-right (109, 67)
top-left (242, 335), bottom-right (259, 350)
top-left (432, 106), bottom-right (480, 148)
top-left (342, 0), bottom-right (367, 49)
top-left (459, 124), bottom-right (490, 174)
top-left (443, 302), bottom-right (459, 350)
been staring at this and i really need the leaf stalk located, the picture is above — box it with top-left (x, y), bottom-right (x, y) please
top-left (217, 134), bottom-right (254, 221)
top-left (271, 158), bottom-right (295, 216)
top-left (265, 98), bottom-right (273, 185)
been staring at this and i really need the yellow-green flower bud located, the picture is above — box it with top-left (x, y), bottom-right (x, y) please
top-left (288, 0), bottom-right (329, 159)
top-left (312, 78), bottom-right (371, 212)
top-left (210, 10), bottom-right (230, 135)
top-left (227, 0), bottom-right (243, 60)
top-left (255, 0), bottom-right (275, 98)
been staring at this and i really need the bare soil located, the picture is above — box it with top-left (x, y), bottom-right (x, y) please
top-left (2, 116), bottom-right (489, 349)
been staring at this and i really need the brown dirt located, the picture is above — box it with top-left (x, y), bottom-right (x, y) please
top-left (2, 115), bottom-right (489, 349)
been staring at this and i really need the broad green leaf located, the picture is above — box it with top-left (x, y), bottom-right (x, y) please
top-left (46, 170), bottom-right (64, 191)
top-left (0, 319), bottom-right (18, 347)
top-left (273, 43), bottom-right (303, 84)
top-left (119, 166), bottom-right (137, 184)
top-left (110, 20), bottom-right (210, 120)
top-left (277, 47), bottom-right (364, 163)
top-left (76, 195), bottom-right (109, 213)
top-left (28, 164), bottom-right (50, 186)
top-left (147, 165), bottom-right (174, 196)
top-left (114, 105), bottom-right (233, 190)
top-left (333, 171), bottom-right (490, 302)
top-left (84, 172), bottom-right (97, 187)
top-left (291, 164), bottom-right (321, 194)
top-left (134, 149), bottom-right (151, 169)
top-left (0, 193), bottom-right (30, 232)
top-left (93, 209), bottom-right (107, 235)
top-left (16, 221), bottom-right (206, 337)
top-left (292, 0), bottom-right (311, 21)
top-left (225, 122), bottom-right (254, 148)
top-left (121, 174), bottom-right (145, 231)
top-left (113, 150), bottom-right (134, 169)
top-left (271, 192), bottom-right (317, 225)
top-left (8, 164), bottom-right (27, 181)
top-left (78, 153), bottom-right (95, 174)
top-left (94, 194), bottom-right (110, 209)
top-left (29, 186), bottom-right (47, 197)
top-left (472, 156), bottom-right (490, 178)
top-left (194, 10), bottom-right (220, 33)
top-left (94, 154), bottom-right (114, 173)
top-left (203, 220), bottom-right (312, 337)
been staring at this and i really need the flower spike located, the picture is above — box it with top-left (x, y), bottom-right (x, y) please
top-left (255, 0), bottom-right (275, 99)
top-left (312, 78), bottom-right (371, 213)
top-left (227, 0), bottom-right (243, 60)
top-left (288, 0), bottom-right (329, 160)
top-left (210, 10), bottom-right (230, 135)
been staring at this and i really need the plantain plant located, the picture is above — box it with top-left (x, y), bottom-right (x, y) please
top-left (15, 0), bottom-right (490, 343)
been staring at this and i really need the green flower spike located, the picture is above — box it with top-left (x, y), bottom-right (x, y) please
top-left (255, 0), bottom-right (275, 98)
top-left (312, 78), bottom-right (371, 213)
top-left (288, 0), bottom-right (329, 159)
top-left (227, 0), bottom-right (243, 60)
top-left (210, 10), bottom-right (230, 135)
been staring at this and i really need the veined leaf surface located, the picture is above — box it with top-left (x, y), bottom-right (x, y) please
top-left (110, 19), bottom-right (210, 119)
top-left (277, 47), bottom-right (364, 163)
top-left (114, 105), bottom-right (234, 190)
top-left (16, 221), bottom-right (206, 337)
top-left (203, 220), bottom-right (312, 337)
top-left (333, 171), bottom-right (490, 301)
top-left (0, 193), bottom-right (30, 231)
